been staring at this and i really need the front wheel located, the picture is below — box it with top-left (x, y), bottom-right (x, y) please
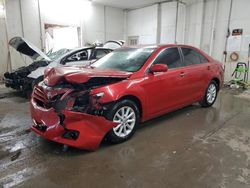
top-left (106, 99), bottom-right (140, 144)
top-left (199, 80), bottom-right (218, 107)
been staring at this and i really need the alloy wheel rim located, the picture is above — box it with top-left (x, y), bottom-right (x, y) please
top-left (113, 106), bottom-right (136, 137)
top-left (207, 83), bottom-right (217, 104)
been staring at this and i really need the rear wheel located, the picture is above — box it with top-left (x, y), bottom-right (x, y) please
top-left (106, 99), bottom-right (140, 144)
top-left (199, 80), bottom-right (218, 107)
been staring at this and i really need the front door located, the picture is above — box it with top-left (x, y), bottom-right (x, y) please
top-left (142, 47), bottom-right (189, 118)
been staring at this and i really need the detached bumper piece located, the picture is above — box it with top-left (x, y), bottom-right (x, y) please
top-left (31, 98), bottom-right (117, 150)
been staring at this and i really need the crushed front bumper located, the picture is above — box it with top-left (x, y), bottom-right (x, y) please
top-left (30, 98), bottom-right (117, 150)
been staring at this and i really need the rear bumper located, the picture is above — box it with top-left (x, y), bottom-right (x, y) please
top-left (30, 98), bottom-right (117, 150)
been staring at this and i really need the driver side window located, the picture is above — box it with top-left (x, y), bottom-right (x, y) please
top-left (153, 47), bottom-right (183, 69)
top-left (64, 50), bottom-right (88, 64)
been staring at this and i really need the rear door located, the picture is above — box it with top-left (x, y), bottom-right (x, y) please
top-left (180, 47), bottom-right (210, 101)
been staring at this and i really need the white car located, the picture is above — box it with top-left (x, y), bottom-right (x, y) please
top-left (4, 37), bottom-right (123, 96)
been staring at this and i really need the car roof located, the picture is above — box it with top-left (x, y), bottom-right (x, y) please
top-left (67, 46), bottom-right (113, 54)
top-left (120, 44), bottom-right (197, 49)
top-left (113, 44), bottom-right (211, 59)
top-left (115, 44), bottom-right (205, 54)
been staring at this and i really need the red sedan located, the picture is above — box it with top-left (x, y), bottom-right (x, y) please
top-left (30, 45), bottom-right (224, 150)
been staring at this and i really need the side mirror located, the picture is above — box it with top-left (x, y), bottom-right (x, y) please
top-left (150, 64), bottom-right (168, 73)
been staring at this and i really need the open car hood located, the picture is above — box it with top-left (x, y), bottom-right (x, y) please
top-left (103, 40), bottom-right (124, 50)
top-left (44, 66), bottom-right (132, 87)
top-left (9, 37), bottom-right (51, 61)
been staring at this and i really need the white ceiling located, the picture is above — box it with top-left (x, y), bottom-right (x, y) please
top-left (93, 0), bottom-right (197, 9)
top-left (93, 0), bottom-right (174, 9)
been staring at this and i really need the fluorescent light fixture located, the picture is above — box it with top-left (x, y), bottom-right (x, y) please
top-left (0, 4), bottom-right (4, 18)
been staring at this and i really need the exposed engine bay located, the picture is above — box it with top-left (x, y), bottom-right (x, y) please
top-left (4, 37), bottom-right (123, 96)
top-left (33, 76), bottom-right (125, 117)
top-left (4, 60), bottom-right (49, 90)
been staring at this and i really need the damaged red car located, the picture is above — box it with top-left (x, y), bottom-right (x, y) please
top-left (31, 45), bottom-right (224, 150)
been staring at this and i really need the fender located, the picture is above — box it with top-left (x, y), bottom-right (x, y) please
top-left (91, 78), bottom-right (148, 120)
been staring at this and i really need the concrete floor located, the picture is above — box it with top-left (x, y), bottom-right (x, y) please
top-left (0, 86), bottom-right (250, 188)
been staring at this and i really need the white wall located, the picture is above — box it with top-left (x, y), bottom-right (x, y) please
top-left (126, 2), bottom-right (185, 45)
top-left (0, 17), bottom-right (9, 76)
top-left (83, 4), bottom-right (124, 44)
top-left (160, 1), bottom-right (185, 44)
top-left (224, 0), bottom-right (250, 81)
top-left (127, 5), bottom-right (158, 44)
top-left (184, 0), bottom-right (231, 61)
top-left (0, 0), bottom-right (9, 77)
top-left (184, 0), bottom-right (250, 81)
top-left (2, 0), bottom-right (250, 82)
top-left (230, 0), bottom-right (250, 58)
top-left (0, 0), bottom-right (124, 77)
top-left (21, 0), bottom-right (42, 49)
top-left (126, 0), bottom-right (250, 82)
top-left (40, 0), bottom-right (82, 27)
top-left (184, 1), bottom-right (204, 48)
top-left (105, 6), bottom-right (124, 41)
top-left (125, 0), bottom-right (244, 61)
top-left (83, 4), bottom-right (105, 44)
top-left (5, 0), bottom-right (33, 71)
top-left (160, 2), bottom-right (176, 44)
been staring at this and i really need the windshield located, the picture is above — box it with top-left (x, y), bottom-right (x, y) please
top-left (92, 48), bottom-right (155, 72)
top-left (46, 48), bottom-right (71, 61)
top-left (31, 49), bottom-right (71, 62)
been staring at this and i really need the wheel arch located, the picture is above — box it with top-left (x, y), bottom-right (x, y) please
top-left (211, 77), bottom-right (220, 90)
top-left (118, 95), bottom-right (143, 119)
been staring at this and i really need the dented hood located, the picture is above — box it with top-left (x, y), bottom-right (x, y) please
top-left (9, 37), bottom-right (51, 61)
top-left (44, 66), bottom-right (132, 86)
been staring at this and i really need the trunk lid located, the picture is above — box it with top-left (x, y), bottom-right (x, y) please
top-left (9, 37), bottom-right (51, 61)
top-left (44, 66), bottom-right (132, 86)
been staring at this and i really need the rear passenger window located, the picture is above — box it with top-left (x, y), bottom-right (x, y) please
top-left (181, 48), bottom-right (208, 66)
top-left (154, 47), bottom-right (183, 69)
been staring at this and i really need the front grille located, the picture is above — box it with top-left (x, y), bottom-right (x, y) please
top-left (33, 87), bottom-right (65, 109)
top-left (33, 87), bottom-right (50, 108)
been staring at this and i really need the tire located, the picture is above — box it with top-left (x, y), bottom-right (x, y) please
top-left (199, 80), bottom-right (218, 107)
top-left (105, 99), bottom-right (140, 144)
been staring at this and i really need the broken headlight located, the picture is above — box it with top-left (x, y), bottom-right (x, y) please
top-left (73, 93), bottom-right (90, 112)
top-left (92, 92), bottom-right (105, 98)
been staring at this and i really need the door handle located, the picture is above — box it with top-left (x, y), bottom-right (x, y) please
top-left (180, 72), bottom-right (186, 77)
